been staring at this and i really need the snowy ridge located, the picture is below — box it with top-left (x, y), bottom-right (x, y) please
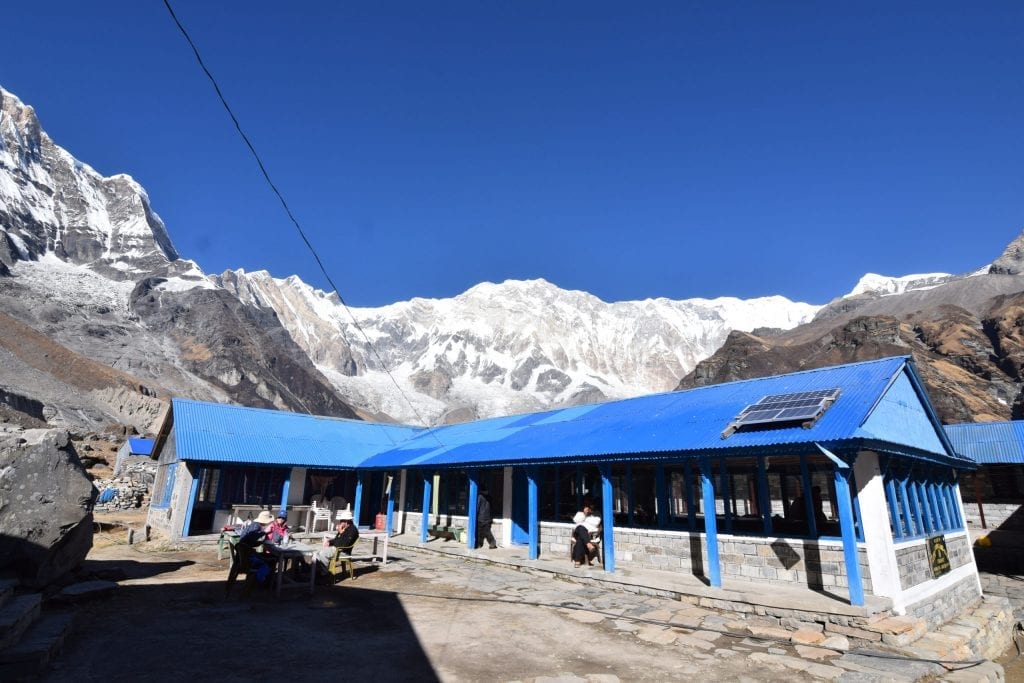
top-left (217, 270), bottom-right (821, 424)
top-left (846, 272), bottom-right (956, 297)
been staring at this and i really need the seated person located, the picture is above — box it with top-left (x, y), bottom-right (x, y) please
top-left (316, 508), bottom-right (359, 570)
top-left (238, 510), bottom-right (275, 547)
top-left (264, 510), bottom-right (290, 544)
top-left (236, 510), bottom-right (275, 584)
top-left (571, 511), bottom-right (598, 567)
top-left (582, 505), bottom-right (602, 543)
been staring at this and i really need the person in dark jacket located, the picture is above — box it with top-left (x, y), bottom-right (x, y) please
top-left (317, 508), bottom-right (359, 568)
top-left (476, 489), bottom-right (498, 549)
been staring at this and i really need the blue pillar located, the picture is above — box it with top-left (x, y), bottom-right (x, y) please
top-left (655, 464), bottom-right (668, 529)
top-left (699, 458), bottom-right (721, 587)
top-left (757, 457), bottom-right (772, 535)
top-left (420, 472), bottom-right (433, 543)
top-left (527, 467), bottom-right (539, 560)
top-left (182, 467), bottom-right (201, 538)
top-left (279, 469), bottom-right (291, 515)
top-left (904, 478), bottom-right (922, 536)
top-left (800, 455), bottom-right (817, 537)
top-left (467, 474), bottom-right (479, 549)
top-left (353, 472), bottom-right (365, 528)
top-left (914, 481), bottom-right (932, 534)
top-left (833, 467), bottom-right (864, 606)
top-left (600, 463), bottom-right (615, 573)
top-left (385, 473), bottom-right (395, 536)
top-left (884, 477), bottom-right (903, 539)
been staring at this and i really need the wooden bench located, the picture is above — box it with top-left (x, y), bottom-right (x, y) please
top-left (426, 524), bottom-right (465, 542)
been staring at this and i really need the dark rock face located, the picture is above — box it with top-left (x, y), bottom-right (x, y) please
top-left (129, 283), bottom-right (357, 418)
top-left (679, 291), bottom-right (1024, 424)
top-left (0, 429), bottom-right (96, 587)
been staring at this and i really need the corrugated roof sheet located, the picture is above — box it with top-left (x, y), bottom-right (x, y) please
top-left (171, 399), bottom-right (424, 467)
top-left (944, 421), bottom-right (1024, 464)
top-left (361, 356), bottom-right (960, 468)
top-left (127, 437), bottom-right (154, 456)
top-left (168, 356), bottom-right (964, 470)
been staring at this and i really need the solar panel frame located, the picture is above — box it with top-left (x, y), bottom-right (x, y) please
top-left (730, 388), bottom-right (841, 429)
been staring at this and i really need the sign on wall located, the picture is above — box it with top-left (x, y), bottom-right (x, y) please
top-left (928, 534), bottom-right (951, 578)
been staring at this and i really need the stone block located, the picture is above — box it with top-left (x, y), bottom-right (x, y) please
top-left (794, 644), bottom-right (838, 661)
top-left (824, 621), bottom-right (882, 642)
top-left (748, 625), bottom-right (791, 641)
top-left (791, 628), bottom-right (826, 646)
top-left (818, 635), bottom-right (850, 651)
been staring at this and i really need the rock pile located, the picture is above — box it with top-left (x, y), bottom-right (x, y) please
top-left (93, 461), bottom-right (155, 512)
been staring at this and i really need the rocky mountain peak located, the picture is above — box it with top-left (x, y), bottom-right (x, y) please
top-left (988, 229), bottom-right (1024, 275)
top-left (0, 84), bottom-right (179, 280)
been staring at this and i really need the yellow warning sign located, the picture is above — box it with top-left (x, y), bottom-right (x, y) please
top-left (928, 535), bottom-right (950, 578)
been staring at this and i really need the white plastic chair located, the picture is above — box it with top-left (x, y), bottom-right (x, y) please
top-left (310, 500), bottom-right (332, 533)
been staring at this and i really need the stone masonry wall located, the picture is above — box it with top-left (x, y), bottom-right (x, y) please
top-left (895, 532), bottom-right (972, 590)
top-left (903, 573), bottom-right (983, 630)
top-left (539, 523), bottom-right (874, 593)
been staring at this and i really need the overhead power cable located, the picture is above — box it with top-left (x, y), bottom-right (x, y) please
top-left (162, 0), bottom-right (440, 437)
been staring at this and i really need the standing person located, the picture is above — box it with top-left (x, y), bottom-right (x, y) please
top-left (476, 489), bottom-right (498, 549)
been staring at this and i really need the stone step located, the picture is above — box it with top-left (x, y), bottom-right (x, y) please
top-left (0, 594), bottom-right (41, 651)
top-left (0, 611), bottom-right (74, 681)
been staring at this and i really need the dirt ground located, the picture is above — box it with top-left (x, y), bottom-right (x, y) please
top-left (43, 519), bottom-right (771, 683)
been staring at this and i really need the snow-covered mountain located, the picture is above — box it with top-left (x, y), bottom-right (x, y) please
top-left (216, 270), bottom-right (821, 423)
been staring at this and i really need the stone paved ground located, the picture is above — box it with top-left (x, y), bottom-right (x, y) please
top-left (44, 533), bottom-right (1023, 682)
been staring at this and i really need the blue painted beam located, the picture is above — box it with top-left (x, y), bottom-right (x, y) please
top-left (279, 469), bottom-right (291, 515)
top-left (904, 478), bottom-right (922, 536)
top-left (354, 472), bottom-right (365, 528)
top-left (527, 467), bottom-right (539, 560)
top-left (699, 458), bottom-right (721, 588)
top-left (385, 473), bottom-right (395, 536)
top-left (884, 476), bottom-right (903, 539)
top-left (467, 474), bottom-right (479, 550)
top-left (600, 463), bottom-right (615, 573)
top-left (182, 467), bottom-right (200, 538)
top-left (833, 467), bottom-right (864, 606)
top-left (420, 472), bottom-right (432, 543)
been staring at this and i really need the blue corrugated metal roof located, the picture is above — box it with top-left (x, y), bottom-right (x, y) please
top-left (944, 421), bottom-right (1024, 464)
top-left (168, 356), bottom-right (964, 470)
top-left (171, 398), bottom-right (424, 467)
top-left (127, 437), bottom-right (154, 456)
top-left (360, 356), bottom-right (962, 468)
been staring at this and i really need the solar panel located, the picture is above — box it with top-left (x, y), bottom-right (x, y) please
top-left (722, 388), bottom-right (841, 438)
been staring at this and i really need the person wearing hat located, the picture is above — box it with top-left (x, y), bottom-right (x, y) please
top-left (238, 509), bottom-right (275, 548)
top-left (571, 511), bottom-right (597, 568)
top-left (265, 510), bottom-right (291, 544)
top-left (316, 506), bottom-right (359, 570)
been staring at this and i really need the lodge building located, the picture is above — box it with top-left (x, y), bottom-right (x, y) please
top-left (147, 356), bottom-right (981, 624)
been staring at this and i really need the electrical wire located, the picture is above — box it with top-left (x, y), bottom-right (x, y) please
top-left (161, 0), bottom-right (442, 439)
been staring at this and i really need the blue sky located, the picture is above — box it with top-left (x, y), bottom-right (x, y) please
top-left (3, 2), bottom-right (1022, 306)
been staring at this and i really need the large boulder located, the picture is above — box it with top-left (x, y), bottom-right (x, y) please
top-left (0, 427), bottom-right (96, 587)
